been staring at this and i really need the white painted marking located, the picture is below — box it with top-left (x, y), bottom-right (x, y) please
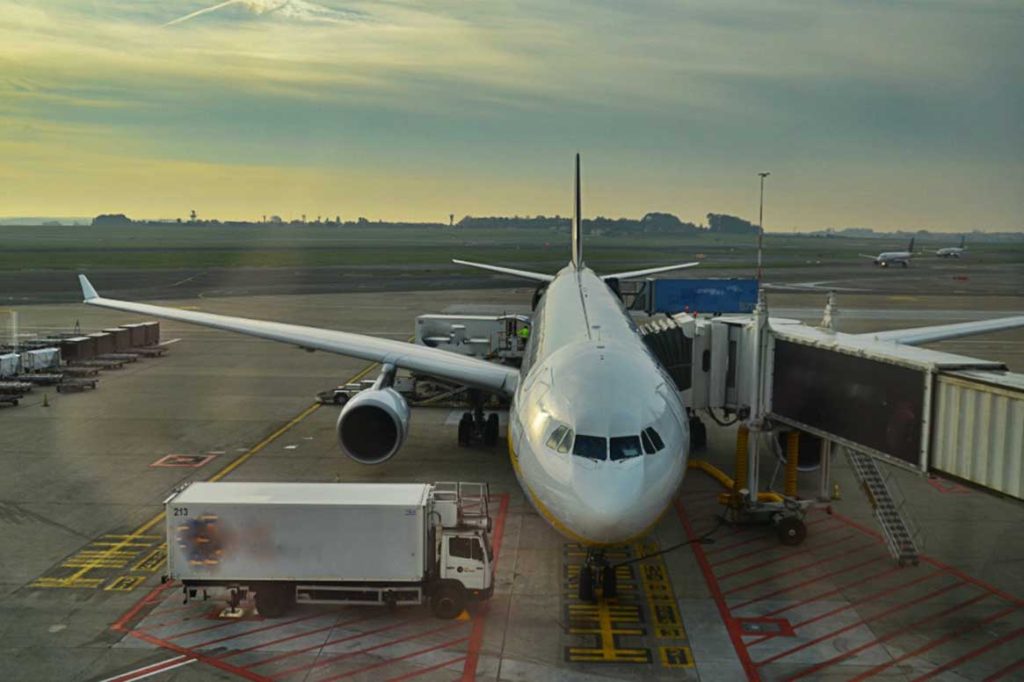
top-left (157, 338), bottom-right (181, 346)
top-left (100, 655), bottom-right (194, 682)
top-left (284, 444), bottom-right (298, 450)
top-left (47, 624), bottom-right (66, 633)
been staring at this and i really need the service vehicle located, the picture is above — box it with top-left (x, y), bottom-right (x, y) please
top-left (163, 480), bottom-right (494, 619)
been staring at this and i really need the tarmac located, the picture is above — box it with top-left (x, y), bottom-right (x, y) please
top-left (0, 267), bottom-right (1022, 681)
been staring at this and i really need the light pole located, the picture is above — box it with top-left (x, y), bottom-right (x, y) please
top-left (757, 171), bottom-right (770, 286)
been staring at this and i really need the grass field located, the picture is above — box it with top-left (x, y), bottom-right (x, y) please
top-left (1, 224), bottom-right (1021, 272)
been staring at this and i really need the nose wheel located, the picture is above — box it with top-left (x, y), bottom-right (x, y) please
top-left (577, 551), bottom-right (617, 602)
top-left (456, 390), bottom-right (501, 447)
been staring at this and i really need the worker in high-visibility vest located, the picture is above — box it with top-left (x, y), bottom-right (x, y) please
top-left (517, 324), bottom-right (530, 348)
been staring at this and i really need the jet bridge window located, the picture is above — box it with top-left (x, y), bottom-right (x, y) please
top-left (610, 436), bottom-right (643, 461)
top-left (573, 435), bottom-right (607, 461)
top-left (641, 427), bottom-right (665, 454)
top-left (545, 425), bottom-right (574, 454)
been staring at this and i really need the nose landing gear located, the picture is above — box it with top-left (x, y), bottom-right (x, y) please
top-left (456, 390), bottom-right (501, 447)
top-left (577, 550), bottom-right (617, 602)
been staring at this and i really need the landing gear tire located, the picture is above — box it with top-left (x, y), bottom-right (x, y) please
top-left (457, 412), bottom-right (472, 447)
top-left (602, 565), bottom-right (618, 599)
top-left (255, 583), bottom-right (294, 618)
top-left (578, 565), bottom-right (596, 603)
top-left (777, 517), bottom-right (807, 546)
top-left (431, 582), bottom-right (467, 620)
top-left (484, 413), bottom-right (499, 446)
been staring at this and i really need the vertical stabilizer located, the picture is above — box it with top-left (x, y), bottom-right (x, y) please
top-left (959, 235), bottom-right (966, 249)
top-left (908, 237), bottom-right (915, 253)
top-left (572, 153), bottom-right (583, 268)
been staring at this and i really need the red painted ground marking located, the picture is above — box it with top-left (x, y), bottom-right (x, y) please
top-left (319, 635), bottom-right (470, 682)
top-left (266, 621), bottom-right (468, 680)
top-left (722, 542), bottom-right (878, 597)
top-left (385, 655), bottom-right (467, 682)
top-left (248, 616), bottom-right (431, 669)
top-left (675, 499), bottom-right (761, 682)
top-left (183, 610), bottom-right (337, 650)
top-left (461, 492), bottom-right (509, 681)
top-left (926, 477), bottom-right (970, 495)
top-left (703, 515), bottom-right (838, 559)
top-left (849, 605), bottom-right (1018, 682)
top-left (112, 582), bottom-right (177, 633)
top-left (130, 629), bottom-right (270, 682)
top-left (911, 626), bottom-right (1024, 682)
top-left (743, 563), bottom-right (900, 646)
top-left (144, 607), bottom-right (223, 630)
top-left (785, 569), bottom-right (946, 633)
top-left (150, 454), bottom-right (216, 468)
top-left (829, 511), bottom-right (1024, 608)
top-left (755, 580), bottom-right (965, 667)
top-left (103, 655), bottom-right (192, 682)
top-left (709, 517), bottom-right (842, 565)
top-left (983, 656), bottom-right (1024, 681)
top-left (736, 616), bottom-right (796, 639)
top-left (216, 613), bottom-right (379, 660)
top-left (785, 592), bottom-right (992, 680)
top-left (163, 615), bottom-right (241, 640)
top-left (716, 532), bottom-right (857, 580)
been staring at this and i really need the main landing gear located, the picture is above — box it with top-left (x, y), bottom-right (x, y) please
top-left (577, 550), bottom-right (617, 603)
top-left (457, 389), bottom-right (500, 447)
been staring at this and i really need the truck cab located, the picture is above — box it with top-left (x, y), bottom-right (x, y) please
top-left (440, 530), bottom-right (492, 594)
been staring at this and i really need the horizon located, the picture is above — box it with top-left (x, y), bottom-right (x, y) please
top-left (2, 1), bottom-right (1022, 232)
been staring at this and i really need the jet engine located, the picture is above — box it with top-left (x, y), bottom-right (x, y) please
top-left (336, 386), bottom-right (410, 465)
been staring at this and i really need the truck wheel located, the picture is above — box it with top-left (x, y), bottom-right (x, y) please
top-left (431, 582), bottom-right (467, 619)
top-left (255, 584), bottom-right (294, 618)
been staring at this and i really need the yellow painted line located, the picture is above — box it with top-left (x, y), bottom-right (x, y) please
top-left (635, 539), bottom-right (687, 642)
top-left (659, 646), bottom-right (695, 668)
top-left (133, 546), bottom-right (167, 572)
top-left (105, 575), bottom-right (146, 592)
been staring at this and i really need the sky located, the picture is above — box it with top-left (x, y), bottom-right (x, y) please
top-left (0, 0), bottom-right (1021, 231)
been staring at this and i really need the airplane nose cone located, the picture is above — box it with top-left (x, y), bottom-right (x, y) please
top-left (574, 469), bottom-right (653, 543)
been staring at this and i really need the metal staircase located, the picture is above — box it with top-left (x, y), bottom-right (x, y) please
top-left (845, 449), bottom-right (920, 566)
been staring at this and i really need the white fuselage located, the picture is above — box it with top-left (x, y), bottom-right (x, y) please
top-left (507, 265), bottom-right (689, 545)
top-left (873, 251), bottom-right (912, 267)
top-left (936, 247), bottom-right (965, 258)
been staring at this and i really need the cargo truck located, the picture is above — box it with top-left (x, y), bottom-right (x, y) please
top-left (163, 481), bottom-right (494, 619)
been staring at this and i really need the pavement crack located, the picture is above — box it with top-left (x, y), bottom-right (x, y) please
top-left (0, 500), bottom-right (92, 539)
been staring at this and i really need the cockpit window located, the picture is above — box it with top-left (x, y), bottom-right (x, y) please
top-left (573, 435), bottom-right (607, 461)
top-left (642, 427), bottom-right (665, 454)
top-left (545, 425), bottom-right (574, 454)
top-left (610, 436), bottom-right (642, 461)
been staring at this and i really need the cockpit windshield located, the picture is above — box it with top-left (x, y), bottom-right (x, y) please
top-left (641, 427), bottom-right (665, 454)
top-left (545, 424), bottom-right (574, 454)
top-left (610, 435), bottom-right (643, 461)
top-left (573, 435), bottom-right (607, 461)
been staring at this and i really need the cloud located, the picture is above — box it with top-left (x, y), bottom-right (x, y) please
top-left (163, 0), bottom-right (366, 27)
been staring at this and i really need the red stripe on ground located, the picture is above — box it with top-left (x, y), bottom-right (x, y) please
top-left (217, 612), bottom-right (380, 660)
top-left (129, 629), bottom-right (271, 682)
top-left (675, 499), bottom-right (761, 682)
top-left (461, 492), bottom-right (510, 682)
top-left (829, 511), bottom-right (1024, 608)
top-left (983, 655), bottom-right (1024, 682)
top-left (318, 635), bottom-right (469, 682)
top-left (716, 532), bottom-right (857, 580)
top-left (711, 519), bottom-right (844, 568)
top-left (111, 582), bottom-right (177, 633)
top-left (756, 580), bottom-right (964, 667)
top-left (731, 555), bottom-right (886, 612)
top-left (911, 626), bottom-right (1024, 682)
top-left (785, 592), bottom-right (991, 680)
top-left (386, 655), bottom-right (467, 682)
top-left (744, 563), bottom-right (901, 647)
top-left (104, 655), bottom-right (190, 682)
top-left (266, 621), bottom-right (468, 680)
top-left (723, 543), bottom-right (878, 597)
top-left (249, 616), bottom-right (430, 669)
top-left (787, 570), bottom-right (946, 632)
top-left (169, 609), bottom-right (330, 647)
top-left (849, 605), bottom-right (1017, 682)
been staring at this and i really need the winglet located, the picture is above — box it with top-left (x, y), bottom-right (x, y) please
top-left (78, 274), bottom-right (98, 301)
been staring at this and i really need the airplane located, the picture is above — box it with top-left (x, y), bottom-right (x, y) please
top-left (77, 157), bottom-right (1024, 601)
top-left (936, 235), bottom-right (967, 258)
top-left (860, 237), bottom-right (915, 267)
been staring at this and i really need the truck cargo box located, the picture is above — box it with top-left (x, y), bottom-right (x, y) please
top-left (60, 336), bottom-right (96, 362)
top-left (21, 347), bottom-right (61, 371)
top-left (166, 482), bottom-right (430, 584)
top-left (103, 328), bottom-right (132, 352)
top-left (141, 321), bottom-right (160, 346)
top-left (0, 353), bottom-right (20, 378)
top-left (88, 332), bottom-right (115, 356)
top-left (120, 323), bottom-right (148, 347)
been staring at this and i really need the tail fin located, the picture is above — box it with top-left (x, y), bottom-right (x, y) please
top-left (908, 237), bottom-right (915, 253)
top-left (959, 235), bottom-right (966, 248)
top-left (572, 153), bottom-right (583, 269)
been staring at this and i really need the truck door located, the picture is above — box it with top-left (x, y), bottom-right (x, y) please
top-left (443, 535), bottom-right (488, 590)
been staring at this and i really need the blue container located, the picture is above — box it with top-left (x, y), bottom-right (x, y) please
top-left (651, 278), bottom-right (758, 314)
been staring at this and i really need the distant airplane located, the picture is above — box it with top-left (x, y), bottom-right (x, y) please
top-left (860, 237), bottom-right (915, 268)
top-left (936, 235), bottom-right (967, 258)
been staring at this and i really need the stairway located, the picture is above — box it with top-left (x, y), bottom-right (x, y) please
top-left (845, 449), bottom-right (920, 566)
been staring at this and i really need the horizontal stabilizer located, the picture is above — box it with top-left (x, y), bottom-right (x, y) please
top-left (602, 261), bottom-right (699, 280)
top-left (452, 259), bottom-right (554, 282)
top-left (858, 316), bottom-right (1024, 345)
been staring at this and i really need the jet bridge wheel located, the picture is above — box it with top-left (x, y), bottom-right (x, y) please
top-left (776, 517), bottom-right (807, 546)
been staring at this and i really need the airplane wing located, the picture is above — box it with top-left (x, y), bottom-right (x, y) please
top-left (855, 316), bottom-right (1024, 345)
top-left (451, 259), bottom-right (553, 282)
top-left (601, 262), bottom-right (699, 280)
top-left (78, 275), bottom-right (519, 395)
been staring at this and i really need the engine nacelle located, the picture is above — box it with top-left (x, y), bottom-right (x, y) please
top-left (336, 387), bottom-right (410, 464)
